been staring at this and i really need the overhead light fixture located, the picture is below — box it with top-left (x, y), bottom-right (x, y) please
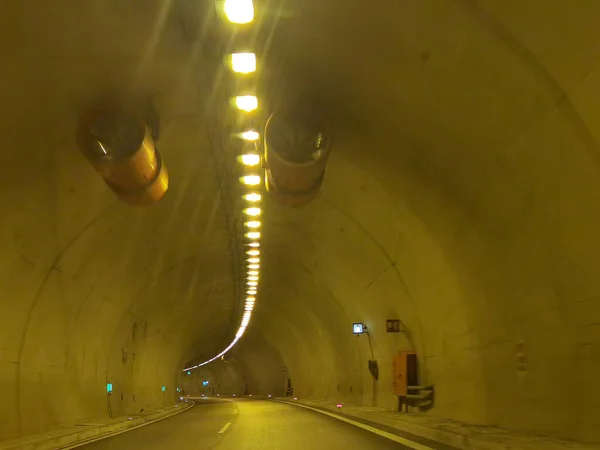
top-left (243, 193), bottom-right (261, 202)
top-left (235, 95), bottom-right (258, 112)
top-left (241, 130), bottom-right (260, 141)
top-left (223, 0), bottom-right (254, 24)
top-left (239, 154), bottom-right (260, 166)
top-left (247, 250), bottom-right (260, 256)
top-left (245, 231), bottom-right (260, 239)
top-left (240, 175), bottom-right (261, 186)
top-left (248, 264), bottom-right (259, 269)
top-left (247, 290), bottom-right (256, 294)
top-left (244, 207), bottom-right (261, 216)
top-left (248, 276), bottom-right (258, 281)
top-left (231, 53), bottom-right (256, 73)
top-left (246, 297), bottom-right (255, 301)
top-left (247, 281), bottom-right (258, 286)
top-left (247, 257), bottom-right (260, 263)
top-left (247, 242), bottom-right (260, 247)
top-left (244, 221), bottom-right (261, 228)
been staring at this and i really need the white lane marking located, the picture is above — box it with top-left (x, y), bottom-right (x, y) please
top-left (218, 422), bottom-right (232, 434)
top-left (62, 402), bottom-right (195, 449)
top-left (277, 401), bottom-right (434, 450)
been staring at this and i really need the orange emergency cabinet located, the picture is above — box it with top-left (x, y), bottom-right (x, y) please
top-left (392, 351), bottom-right (418, 396)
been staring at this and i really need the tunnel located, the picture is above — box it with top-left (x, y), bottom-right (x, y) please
top-left (2, 0), bottom-right (600, 446)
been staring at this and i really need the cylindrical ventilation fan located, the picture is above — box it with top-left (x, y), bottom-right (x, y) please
top-left (76, 104), bottom-right (168, 206)
top-left (264, 105), bottom-right (331, 207)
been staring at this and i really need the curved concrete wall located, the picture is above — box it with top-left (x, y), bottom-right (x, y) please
top-left (252, 0), bottom-right (600, 442)
top-left (2, 0), bottom-right (600, 445)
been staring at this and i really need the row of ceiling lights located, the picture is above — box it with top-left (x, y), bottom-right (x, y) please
top-left (184, 0), bottom-right (261, 373)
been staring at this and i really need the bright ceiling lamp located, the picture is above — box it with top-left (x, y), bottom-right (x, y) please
top-left (240, 175), bottom-right (261, 186)
top-left (223, 0), bottom-right (254, 24)
top-left (247, 270), bottom-right (258, 275)
top-left (248, 277), bottom-right (258, 282)
top-left (239, 154), bottom-right (260, 166)
top-left (248, 263), bottom-right (259, 269)
top-left (247, 291), bottom-right (256, 295)
top-left (231, 53), bottom-right (256, 73)
top-left (247, 257), bottom-right (260, 263)
top-left (235, 95), bottom-right (258, 112)
top-left (243, 193), bottom-right (261, 202)
top-left (247, 250), bottom-right (260, 256)
top-left (245, 231), bottom-right (260, 239)
top-left (244, 221), bottom-right (260, 228)
top-left (246, 297), bottom-right (255, 302)
top-left (241, 130), bottom-right (260, 141)
top-left (244, 207), bottom-right (261, 216)
top-left (247, 242), bottom-right (260, 247)
top-left (247, 281), bottom-right (258, 286)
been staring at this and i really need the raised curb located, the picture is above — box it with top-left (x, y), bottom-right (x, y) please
top-left (0, 401), bottom-right (194, 450)
top-left (273, 399), bottom-right (600, 450)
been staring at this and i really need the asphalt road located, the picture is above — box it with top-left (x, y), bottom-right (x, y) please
top-left (81, 398), bottom-right (439, 449)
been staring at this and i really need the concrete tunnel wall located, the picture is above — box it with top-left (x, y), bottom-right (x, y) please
top-left (2, 0), bottom-right (600, 445)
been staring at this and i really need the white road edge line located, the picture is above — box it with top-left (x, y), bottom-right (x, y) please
top-left (61, 402), bottom-right (195, 449)
top-left (277, 401), bottom-right (434, 450)
top-left (218, 422), bottom-right (232, 434)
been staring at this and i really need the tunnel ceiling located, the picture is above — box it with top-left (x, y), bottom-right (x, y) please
top-left (3, 0), bottom-right (600, 444)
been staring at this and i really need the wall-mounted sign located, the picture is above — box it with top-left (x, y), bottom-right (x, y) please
top-left (106, 383), bottom-right (113, 394)
top-left (386, 319), bottom-right (402, 333)
top-left (353, 323), bottom-right (365, 334)
top-left (161, 386), bottom-right (166, 392)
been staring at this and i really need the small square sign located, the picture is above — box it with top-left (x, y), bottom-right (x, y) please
top-left (353, 323), bottom-right (364, 334)
top-left (386, 319), bottom-right (401, 333)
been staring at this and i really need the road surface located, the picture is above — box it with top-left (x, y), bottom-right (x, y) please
top-left (81, 398), bottom-right (450, 449)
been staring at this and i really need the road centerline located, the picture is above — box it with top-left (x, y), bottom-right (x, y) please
top-left (218, 422), bottom-right (232, 434)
